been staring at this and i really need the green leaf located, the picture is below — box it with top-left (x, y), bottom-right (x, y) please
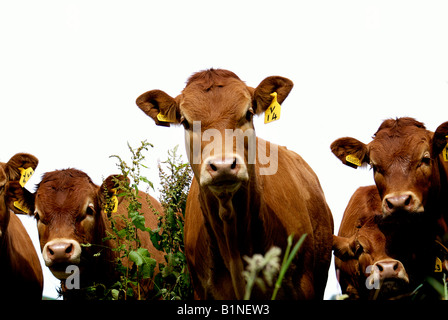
top-left (129, 250), bottom-right (144, 266)
top-left (111, 289), bottom-right (120, 300)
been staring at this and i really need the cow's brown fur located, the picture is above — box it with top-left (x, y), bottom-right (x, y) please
top-left (0, 153), bottom-right (43, 299)
top-left (137, 69), bottom-right (334, 299)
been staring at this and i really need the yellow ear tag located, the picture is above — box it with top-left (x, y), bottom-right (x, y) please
top-left (13, 200), bottom-right (30, 214)
top-left (18, 167), bottom-right (34, 188)
top-left (345, 154), bottom-right (362, 167)
top-left (264, 92), bottom-right (281, 124)
top-left (13, 167), bottom-right (34, 213)
top-left (443, 136), bottom-right (448, 162)
top-left (435, 257), bottom-right (443, 272)
top-left (105, 189), bottom-right (118, 213)
top-left (157, 112), bottom-right (175, 123)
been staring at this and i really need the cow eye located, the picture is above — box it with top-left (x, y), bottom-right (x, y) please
top-left (180, 115), bottom-right (190, 130)
top-left (34, 210), bottom-right (46, 225)
top-left (420, 152), bottom-right (431, 167)
top-left (245, 107), bottom-right (255, 121)
top-left (86, 204), bottom-right (95, 216)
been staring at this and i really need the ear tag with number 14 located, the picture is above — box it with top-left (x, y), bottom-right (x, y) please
top-left (264, 92), bottom-right (281, 124)
top-left (13, 167), bottom-right (35, 214)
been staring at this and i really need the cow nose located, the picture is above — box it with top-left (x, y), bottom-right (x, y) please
top-left (373, 259), bottom-right (408, 282)
top-left (382, 192), bottom-right (418, 214)
top-left (206, 157), bottom-right (240, 179)
top-left (46, 242), bottom-right (74, 262)
top-left (43, 239), bottom-right (81, 267)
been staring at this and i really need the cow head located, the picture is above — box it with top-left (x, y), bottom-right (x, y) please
top-left (331, 118), bottom-right (448, 218)
top-left (0, 153), bottom-right (38, 236)
top-left (136, 69), bottom-right (293, 206)
top-left (333, 231), bottom-right (409, 299)
top-left (9, 169), bottom-right (126, 280)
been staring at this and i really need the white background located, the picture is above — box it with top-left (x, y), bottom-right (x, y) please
top-left (2, 1), bottom-right (448, 299)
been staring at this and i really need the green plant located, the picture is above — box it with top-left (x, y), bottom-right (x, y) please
top-left (102, 140), bottom-right (158, 300)
top-left (242, 233), bottom-right (307, 300)
top-left (96, 142), bottom-right (193, 300)
top-left (152, 145), bottom-right (193, 300)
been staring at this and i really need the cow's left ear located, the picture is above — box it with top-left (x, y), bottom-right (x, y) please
top-left (136, 90), bottom-right (180, 127)
top-left (4, 153), bottom-right (39, 181)
top-left (252, 76), bottom-right (294, 114)
top-left (99, 175), bottom-right (130, 209)
top-left (432, 121), bottom-right (448, 158)
top-left (333, 235), bottom-right (356, 261)
top-left (330, 137), bottom-right (369, 169)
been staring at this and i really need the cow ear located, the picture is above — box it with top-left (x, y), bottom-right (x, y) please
top-left (5, 153), bottom-right (38, 181)
top-left (252, 76), bottom-right (294, 114)
top-left (136, 90), bottom-right (180, 127)
top-left (432, 121), bottom-right (448, 159)
top-left (330, 137), bottom-right (369, 169)
top-left (7, 181), bottom-right (35, 215)
top-left (99, 175), bottom-right (130, 207)
top-left (333, 235), bottom-right (357, 261)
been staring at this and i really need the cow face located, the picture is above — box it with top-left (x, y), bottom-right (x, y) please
top-left (10, 169), bottom-right (122, 280)
top-left (331, 118), bottom-right (448, 218)
top-left (137, 69), bottom-right (293, 200)
top-left (333, 232), bottom-right (409, 299)
top-left (0, 153), bottom-right (39, 235)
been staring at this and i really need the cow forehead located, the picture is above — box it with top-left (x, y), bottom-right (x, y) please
top-left (180, 77), bottom-right (252, 124)
top-left (36, 171), bottom-right (98, 215)
top-left (369, 130), bottom-right (431, 161)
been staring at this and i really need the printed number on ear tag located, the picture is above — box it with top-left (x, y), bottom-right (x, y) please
top-left (435, 257), bottom-right (443, 272)
top-left (104, 189), bottom-right (118, 213)
top-left (264, 92), bottom-right (281, 124)
top-left (345, 155), bottom-right (362, 167)
top-left (18, 167), bottom-right (34, 187)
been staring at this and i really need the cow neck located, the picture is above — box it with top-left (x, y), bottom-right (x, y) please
top-left (198, 170), bottom-right (262, 299)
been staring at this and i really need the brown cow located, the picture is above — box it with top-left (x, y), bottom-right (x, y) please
top-left (9, 168), bottom-right (164, 299)
top-left (333, 185), bottom-right (410, 299)
top-left (0, 153), bottom-right (43, 299)
top-left (136, 68), bottom-right (334, 299)
top-left (331, 118), bottom-right (448, 294)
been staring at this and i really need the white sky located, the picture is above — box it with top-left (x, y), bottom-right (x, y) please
top-left (2, 0), bottom-right (448, 300)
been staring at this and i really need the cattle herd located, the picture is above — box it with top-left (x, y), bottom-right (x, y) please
top-left (1, 69), bottom-right (448, 300)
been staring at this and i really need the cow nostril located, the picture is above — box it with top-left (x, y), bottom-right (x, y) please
top-left (377, 264), bottom-right (383, 272)
top-left (65, 243), bottom-right (73, 254)
top-left (209, 163), bottom-right (218, 172)
top-left (404, 195), bottom-right (411, 206)
top-left (231, 158), bottom-right (237, 170)
top-left (49, 248), bottom-right (54, 256)
top-left (385, 199), bottom-right (394, 210)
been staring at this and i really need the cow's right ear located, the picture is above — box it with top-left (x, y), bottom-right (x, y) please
top-left (332, 235), bottom-right (358, 261)
top-left (136, 90), bottom-right (180, 127)
top-left (4, 153), bottom-right (38, 182)
top-left (330, 137), bottom-right (369, 169)
top-left (7, 181), bottom-right (35, 215)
